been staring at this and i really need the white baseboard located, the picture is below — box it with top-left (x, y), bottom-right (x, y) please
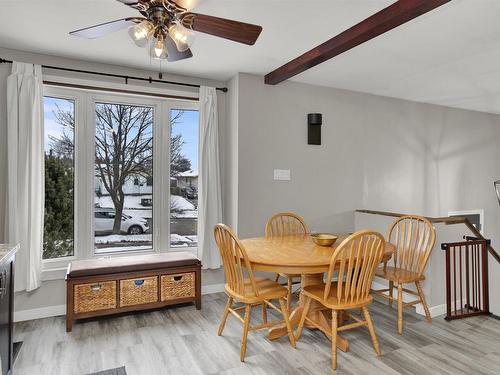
top-left (14, 284), bottom-right (226, 322)
top-left (371, 279), bottom-right (444, 318)
top-left (416, 302), bottom-right (446, 317)
top-left (19, 282), bottom-right (450, 322)
top-left (14, 304), bottom-right (66, 322)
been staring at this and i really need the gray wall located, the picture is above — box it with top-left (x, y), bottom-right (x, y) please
top-left (221, 75), bottom-right (239, 230)
top-left (0, 63), bottom-right (9, 242)
top-left (231, 73), bottom-right (500, 314)
top-left (233, 73), bottom-right (500, 237)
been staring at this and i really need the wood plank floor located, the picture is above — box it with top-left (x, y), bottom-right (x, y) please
top-left (14, 293), bottom-right (500, 375)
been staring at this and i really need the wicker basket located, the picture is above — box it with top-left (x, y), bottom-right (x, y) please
top-left (161, 272), bottom-right (195, 301)
top-left (74, 281), bottom-right (116, 314)
top-left (119, 276), bottom-right (158, 307)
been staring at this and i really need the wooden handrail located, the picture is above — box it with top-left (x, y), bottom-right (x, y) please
top-left (356, 209), bottom-right (500, 264)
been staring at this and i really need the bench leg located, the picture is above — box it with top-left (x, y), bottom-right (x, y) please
top-left (196, 296), bottom-right (202, 310)
top-left (196, 267), bottom-right (202, 310)
top-left (66, 281), bottom-right (73, 332)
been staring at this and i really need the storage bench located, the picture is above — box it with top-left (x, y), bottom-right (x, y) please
top-left (65, 252), bottom-right (201, 332)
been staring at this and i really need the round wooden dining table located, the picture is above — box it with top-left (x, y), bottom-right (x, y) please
top-left (241, 233), bottom-right (395, 352)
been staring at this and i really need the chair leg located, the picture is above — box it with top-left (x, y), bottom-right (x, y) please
top-left (287, 277), bottom-right (293, 311)
top-left (415, 281), bottom-right (432, 322)
top-left (218, 296), bottom-right (233, 336)
top-left (262, 301), bottom-right (268, 324)
top-left (295, 296), bottom-right (312, 341)
top-left (279, 298), bottom-right (296, 348)
top-left (331, 310), bottom-right (338, 370)
top-left (362, 306), bottom-right (381, 356)
top-left (240, 304), bottom-right (252, 362)
top-left (388, 280), bottom-right (394, 307)
top-left (397, 283), bottom-right (403, 335)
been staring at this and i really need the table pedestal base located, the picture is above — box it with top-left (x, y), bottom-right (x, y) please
top-left (268, 273), bottom-right (349, 352)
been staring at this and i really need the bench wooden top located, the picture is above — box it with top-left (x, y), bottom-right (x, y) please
top-left (66, 252), bottom-right (201, 278)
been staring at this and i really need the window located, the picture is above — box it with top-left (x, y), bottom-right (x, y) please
top-left (94, 102), bottom-right (154, 254)
top-left (170, 109), bottom-right (199, 248)
top-left (43, 97), bottom-right (75, 259)
top-left (42, 86), bottom-right (199, 266)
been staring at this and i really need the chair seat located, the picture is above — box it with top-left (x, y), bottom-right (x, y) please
top-left (302, 282), bottom-right (372, 309)
top-left (376, 267), bottom-right (425, 283)
top-left (226, 277), bottom-right (288, 303)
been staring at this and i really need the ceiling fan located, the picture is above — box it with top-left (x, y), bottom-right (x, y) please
top-left (70, 0), bottom-right (263, 62)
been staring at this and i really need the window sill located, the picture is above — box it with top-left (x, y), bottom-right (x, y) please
top-left (42, 267), bottom-right (68, 281)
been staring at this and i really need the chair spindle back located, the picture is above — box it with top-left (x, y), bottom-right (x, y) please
top-left (214, 224), bottom-right (258, 297)
top-left (388, 216), bottom-right (436, 277)
top-left (265, 212), bottom-right (309, 238)
top-left (324, 230), bottom-right (385, 303)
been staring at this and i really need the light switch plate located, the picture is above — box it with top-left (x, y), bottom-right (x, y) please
top-left (274, 169), bottom-right (291, 181)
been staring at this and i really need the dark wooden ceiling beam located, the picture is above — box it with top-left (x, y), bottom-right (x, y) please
top-left (264, 0), bottom-right (452, 85)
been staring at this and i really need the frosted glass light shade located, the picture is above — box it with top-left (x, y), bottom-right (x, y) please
top-left (168, 22), bottom-right (195, 52)
top-left (128, 20), bottom-right (154, 48)
top-left (149, 34), bottom-right (168, 59)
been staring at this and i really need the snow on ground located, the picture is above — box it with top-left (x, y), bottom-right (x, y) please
top-left (96, 195), bottom-right (150, 209)
top-left (171, 195), bottom-right (195, 211)
top-left (96, 194), bottom-right (194, 211)
top-left (94, 194), bottom-right (198, 249)
top-left (172, 210), bottom-right (197, 218)
top-left (95, 233), bottom-right (198, 249)
top-left (95, 234), bottom-right (152, 244)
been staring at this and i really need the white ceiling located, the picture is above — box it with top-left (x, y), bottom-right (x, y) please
top-left (1, 0), bottom-right (500, 114)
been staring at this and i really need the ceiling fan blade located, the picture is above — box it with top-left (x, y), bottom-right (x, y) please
top-left (180, 13), bottom-right (262, 45)
top-left (70, 18), bottom-right (143, 39)
top-left (115, 0), bottom-right (149, 16)
top-left (165, 35), bottom-right (193, 62)
top-left (115, 0), bottom-right (139, 4)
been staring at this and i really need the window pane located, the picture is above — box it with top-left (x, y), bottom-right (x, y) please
top-left (170, 109), bottom-right (199, 248)
top-left (94, 102), bottom-right (153, 254)
top-left (43, 97), bottom-right (75, 259)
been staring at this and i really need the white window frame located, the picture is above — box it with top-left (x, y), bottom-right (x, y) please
top-left (42, 85), bottom-right (200, 279)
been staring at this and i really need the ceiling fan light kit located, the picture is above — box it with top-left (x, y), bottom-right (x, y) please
top-left (128, 19), bottom-right (155, 47)
top-left (168, 22), bottom-right (195, 52)
top-left (70, 0), bottom-right (263, 62)
top-left (149, 31), bottom-right (169, 59)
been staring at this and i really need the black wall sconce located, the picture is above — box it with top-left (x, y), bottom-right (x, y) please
top-left (495, 180), bottom-right (500, 205)
top-left (307, 113), bottom-right (322, 145)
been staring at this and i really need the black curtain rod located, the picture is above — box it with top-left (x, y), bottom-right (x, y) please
top-left (0, 58), bottom-right (228, 92)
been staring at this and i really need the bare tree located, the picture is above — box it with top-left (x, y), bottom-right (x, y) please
top-left (95, 103), bottom-right (153, 233)
top-left (51, 104), bottom-right (191, 234)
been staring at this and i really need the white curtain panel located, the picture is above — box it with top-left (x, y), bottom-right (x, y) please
top-left (198, 86), bottom-right (222, 269)
top-left (6, 62), bottom-right (44, 292)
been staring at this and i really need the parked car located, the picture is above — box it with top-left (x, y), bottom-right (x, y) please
top-left (94, 208), bottom-right (149, 235)
top-left (181, 186), bottom-right (198, 200)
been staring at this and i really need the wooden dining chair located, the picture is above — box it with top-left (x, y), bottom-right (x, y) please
top-left (265, 212), bottom-right (309, 310)
top-left (214, 224), bottom-right (296, 362)
top-left (372, 215), bottom-right (436, 334)
top-left (295, 230), bottom-right (385, 370)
